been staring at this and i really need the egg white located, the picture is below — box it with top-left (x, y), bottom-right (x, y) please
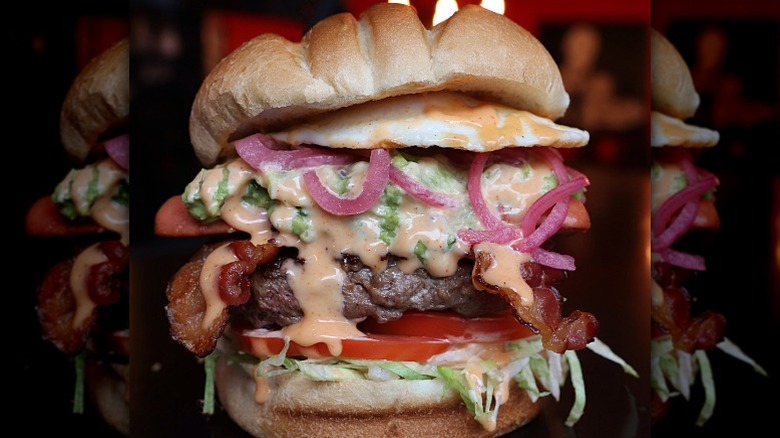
top-left (270, 92), bottom-right (589, 151)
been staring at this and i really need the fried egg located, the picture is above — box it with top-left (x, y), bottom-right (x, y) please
top-left (651, 111), bottom-right (719, 148)
top-left (269, 92), bottom-right (589, 151)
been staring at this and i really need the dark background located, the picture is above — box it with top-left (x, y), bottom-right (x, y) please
top-left (652, 0), bottom-right (780, 436)
top-left (8, 2), bottom-right (127, 436)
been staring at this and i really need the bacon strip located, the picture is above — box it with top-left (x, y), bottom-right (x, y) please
top-left (166, 240), bottom-right (279, 357)
top-left (472, 251), bottom-right (598, 353)
top-left (37, 241), bottom-right (128, 355)
top-left (651, 262), bottom-right (727, 352)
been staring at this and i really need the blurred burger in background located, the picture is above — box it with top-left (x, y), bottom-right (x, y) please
top-left (155, 4), bottom-right (635, 437)
top-left (649, 28), bottom-right (766, 426)
top-left (25, 38), bottom-right (130, 436)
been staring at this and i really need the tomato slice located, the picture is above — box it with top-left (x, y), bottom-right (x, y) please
top-left (359, 311), bottom-right (534, 342)
top-left (234, 329), bottom-right (451, 362)
top-left (233, 311), bottom-right (534, 362)
top-left (26, 196), bottom-right (103, 237)
top-left (154, 195), bottom-right (236, 237)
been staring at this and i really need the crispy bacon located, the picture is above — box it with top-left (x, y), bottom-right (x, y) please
top-left (88, 241), bottom-right (129, 305)
top-left (473, 251), bottom-right (598, 353)
top-left (166, 240), bottom-right (279, 357)
top-left (651, 262), bottom-right (727, 352)
top-left (219, 240), bottom-right (275, 305)
top-left (37, 241), bottom-right (128, 356)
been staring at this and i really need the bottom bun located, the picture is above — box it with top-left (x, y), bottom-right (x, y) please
top-left (215, 358), bottom-right (541, 438)
top-left (85, 359), bottom-right (130, 436)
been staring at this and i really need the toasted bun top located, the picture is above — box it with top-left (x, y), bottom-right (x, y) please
top-left (650, 28), bottom-right (700, 120)
top-left (190, 3), bottom-right (571, 166)
top-left (60, 38), bottom-right (129, 164)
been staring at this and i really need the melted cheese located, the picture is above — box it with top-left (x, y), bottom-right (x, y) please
top-left (70, 243), bottom-right (107, 329)
top-left (270, 92), bottom-right (589, 150)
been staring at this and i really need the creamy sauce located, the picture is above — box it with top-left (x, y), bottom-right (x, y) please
top-left (92, 195), bottom-right (129, 245)
top-left (473, 242), bottom-right (534, 306)
top-left (482, 161), bottom-right (551, 225)
top-left (52, 159), bottom-right (128, 241)
top-left (281, 243), bottom-right (363, 356)
top-left (253, 369), bottom-right (270, 404)
top-left (650, 161), bottom-right (685, 214)
top-left (201, 244), bottom-right (238, 328)
top-left (70, 243), bottom-right (107, 329)
top-left (221, 196), bottom-right (272, 245)
top-left (194, 142), bottom-right (560, 348)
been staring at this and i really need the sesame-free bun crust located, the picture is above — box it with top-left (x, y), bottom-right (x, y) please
top-left (650, 28), bottom-right (700, 120)
top-left (60, 38), bottom-right (129, 164)
top-left (215, 359), bottom-right (540, 438)
top-left (85, 359), bottom-right (130, 436)
top-left (190, 3), bottom-right (571, 166)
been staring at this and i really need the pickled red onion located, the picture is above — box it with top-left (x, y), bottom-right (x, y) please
top-left (659, 248), bottom-right (706, 271)
top-left (652, 153), bottom-right (719, 270)
top-left (520, 176), bottom-right (589, 239)
top-left (652, 201), bottom-right (698, 251)
top-left (514, 198), bottom-right (570, 253)
top-left (532, 247), bottom-right (576, 271)
top-left (389, 167), bottom-right (458, 208)
top-left (458, 226), bottom-right (521, 245)
top-left (535, 147), bottom-right (568, 182)
top-left (303, 149), bottom-right (391, 216)
top-left (236, 133), bottom-right (356, 170)
top-left (104, 134), bottom-right (129, 170)
top-left (467, 153), bottom-right (506, 230)
top-left (652, 176), bottom-right (718, 239)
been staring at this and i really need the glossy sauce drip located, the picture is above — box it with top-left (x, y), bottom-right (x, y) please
top-left (70, 243), bottom-right (107, 328)
top-left (482, 161), bottom-right (551, 225)
top-left (281, 242), bottom-right (363, 356)
top-left (473, 242), bottom-right (533, 306)
top-left (200, 183), bottom-right (273, 329)
top-left (253, 369), bottom-right (270, 404)
top-left (651, 161), bottom-right (685, 214)
top-left (92, 195), bottom-right (129, 245)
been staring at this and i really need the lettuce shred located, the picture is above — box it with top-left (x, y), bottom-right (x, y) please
top-left (235, 335), bottom-right (636, 430)
top-left (651, 335), bottom-right (767, 426)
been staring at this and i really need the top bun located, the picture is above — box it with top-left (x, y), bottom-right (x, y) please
top-left (650, 28), bottom-right (700, 119)
top-left (190, 3), bottom-right (571, 166)
top-left (60, 38), bottom-right (129, 164)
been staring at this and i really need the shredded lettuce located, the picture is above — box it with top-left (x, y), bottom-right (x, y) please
top-left (694, 350), bottom-right (715, 426)
top-left (651, 335), bottom-right (767, 426)
top-left (229, 335), bottom-right (635, 430)
top-left (414, 240), bottom-right (427, 264)
top-left (586, 337), bottom-right (639, 377)
top-left (202, 352), bottom-right (218, 415)
top-left (563, 350), bottom-right (585, 427)
top-left (73, 350), bottom-right (86, 414)
top-left (716, 337), bottom-right (768, 376)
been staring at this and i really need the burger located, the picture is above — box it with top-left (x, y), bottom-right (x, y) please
top-left (649, 28), bottom-right (766, 426)
top-left (25, 38), bottom-right (130, 435)
top-left (156, 4), bottom-right (635, 436)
